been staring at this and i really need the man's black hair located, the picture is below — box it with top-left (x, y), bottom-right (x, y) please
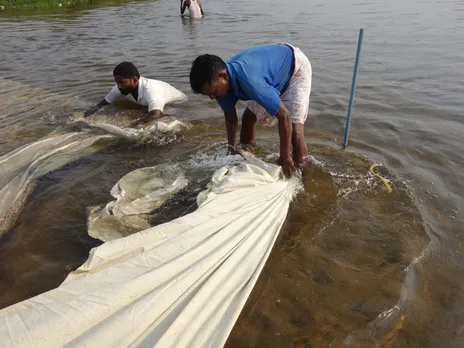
top-left (113, 62), bottom-right (140, 78)
top-left (189, 54), bottom-right (226, 94)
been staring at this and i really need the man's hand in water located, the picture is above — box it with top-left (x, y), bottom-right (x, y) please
top-left (83, 106), bottom-right (99, 118)
top-left (84, 99), bottom-right (109, 118)
top-left (70, 120), bottom-right (89, 132)
top-left (277, 156), bottom-right (296, 178)
top-left (130, 110), bottom-right (162, 127)
top-left (143, 109), bottom-right (162, 123)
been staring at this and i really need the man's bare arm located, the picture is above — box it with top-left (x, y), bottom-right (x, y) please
top-left (180, 0), bottom-right (187, 15)
top-left (198, 0), bottom-right (204, 15)
top-left (224, 108), bottom-right (238, 153)
top-left (274, 103), bottom-right (295, 177)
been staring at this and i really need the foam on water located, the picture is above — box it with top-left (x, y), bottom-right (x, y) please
top-left (187, 152), bottom-right (246, 169)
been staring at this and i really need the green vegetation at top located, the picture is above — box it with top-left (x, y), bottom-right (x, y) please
top-left (0, 0), bottom-right (147, 12)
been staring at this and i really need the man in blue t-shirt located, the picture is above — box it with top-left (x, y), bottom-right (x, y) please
top-left (189, 43), bottom-right (312, 177)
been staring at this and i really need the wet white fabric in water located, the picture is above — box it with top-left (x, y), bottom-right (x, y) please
top-left (0, 158), bottom-right (300, 348)
top-left (88, 164), bottom-right (189, 242)
top-left (0, 117), bottom-right (188, 237)
top-left (83, 116), bottom-right (188, 143)
top-left (0, 132), bottom-right (112, 237)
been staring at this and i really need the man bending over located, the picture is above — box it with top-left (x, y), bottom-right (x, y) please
top-left (85, 61), bottom-right (186, 126)
top-left (189, 43), bottom-right (312, 177)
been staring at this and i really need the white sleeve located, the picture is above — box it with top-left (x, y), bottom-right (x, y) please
top-left (104, 85), bottom-right (121, 103)
top-left (145, 87), bottom-right (165, 112)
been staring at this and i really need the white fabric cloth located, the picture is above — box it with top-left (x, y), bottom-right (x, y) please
top-left (104, 77), bottom-right (187, 112)
top-left (88, 164), bottom-right (189, 242)
top-left (85, 117), bottom-right (188, 143)
top-left (0, 117), bottom-right (188, 237)
top-left (0, 133), bottom-right (112, 237)
top-left (187, 0), bottom-right (202, 18)
top-left (0, 158), bottom-right (300, 348)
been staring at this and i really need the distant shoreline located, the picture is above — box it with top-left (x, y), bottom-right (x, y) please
top-left (0, 0), bottom-right (149, 13)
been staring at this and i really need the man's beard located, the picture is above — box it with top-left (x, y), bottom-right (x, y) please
top-left (119, 88), bottom-right (132, 95)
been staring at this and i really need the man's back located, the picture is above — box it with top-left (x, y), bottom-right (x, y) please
top-left (227, 43), bottom-right (295, 93)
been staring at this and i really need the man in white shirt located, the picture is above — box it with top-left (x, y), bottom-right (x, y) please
top-left (84, 62), bottom-right (187, 125)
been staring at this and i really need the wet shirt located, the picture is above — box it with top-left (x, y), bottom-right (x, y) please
top-left (187, 0), bottom-right (202, 18)
top-left (105, 77), bottom-right (186, 112)
top-left (216, 43), bottom-right (295, 116)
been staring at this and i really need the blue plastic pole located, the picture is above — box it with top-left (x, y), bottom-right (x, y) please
top-left (343, 28), bottom-right (364, 149)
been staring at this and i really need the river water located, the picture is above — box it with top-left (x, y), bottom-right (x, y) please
top-left (0, 0), bottom-right (463, 346)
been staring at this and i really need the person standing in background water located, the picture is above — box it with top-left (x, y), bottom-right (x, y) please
top-left (180, 0), bottom-right (204, 18)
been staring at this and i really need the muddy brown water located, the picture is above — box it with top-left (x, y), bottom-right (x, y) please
top-left (1, 0), bottom-right (463, 346)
